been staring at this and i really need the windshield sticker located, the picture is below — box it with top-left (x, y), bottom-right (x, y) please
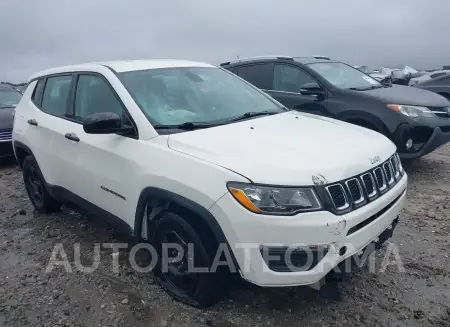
top-left (362, 76), bottom-right (378, 85)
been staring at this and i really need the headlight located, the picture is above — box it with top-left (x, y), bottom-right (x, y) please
top-left (227, 182), bottom-right (322, 215)
top-left (387, 104), bottom-right (435, 118)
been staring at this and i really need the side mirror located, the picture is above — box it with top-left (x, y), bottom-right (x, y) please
top-left (300, 82), bottom-right (321, 90)
top-left (299, 82), bottom-right (324, 97)
top-left (83, 112), bottom-right (126, 134)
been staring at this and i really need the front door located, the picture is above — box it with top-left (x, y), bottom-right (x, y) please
top-left (267, 63), bottom-right (328, 116)
top-left (58, 73), bottom-right (139, 225)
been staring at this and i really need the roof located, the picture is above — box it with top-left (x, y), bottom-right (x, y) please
top-left (293, 57), bottom-right (334, 64)
top-left (220, 55), bottom-right (295, 66)
top-left (29, 59), bottom-right (215, 81)
top-left (219, 55), bottom-right (333, 67)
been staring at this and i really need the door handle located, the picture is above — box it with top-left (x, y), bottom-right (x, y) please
top-left (27, 119), bottom-right (38, 126)
top-left (65, 133), bottom-right (80, 142)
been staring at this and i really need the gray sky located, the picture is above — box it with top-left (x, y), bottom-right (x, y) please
top-left (1, 0), bottom-right (449, 82)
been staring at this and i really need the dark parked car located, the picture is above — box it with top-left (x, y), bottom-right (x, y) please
top-left (413, 72), bottom-right (450, 101)
top-left (0, 84), bottom-right (22, 158)
top-left (220, 55), bottom-right (450, 160)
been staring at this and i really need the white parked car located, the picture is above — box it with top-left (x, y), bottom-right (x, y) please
top-left (409, 70), bottom-right (450, 86)
top-left (12, 59), bottom-right (407, 307)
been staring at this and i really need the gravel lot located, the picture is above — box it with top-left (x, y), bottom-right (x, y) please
top-left (0, 147), bottom-right (449, 327)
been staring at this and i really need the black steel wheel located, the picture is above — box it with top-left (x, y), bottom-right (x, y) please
top-left (22, 155), bottom-right (61, 213)
top-left (150, 211), bottom-right (229, 308)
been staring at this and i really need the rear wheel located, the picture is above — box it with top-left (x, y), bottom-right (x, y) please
top-left (150, 211), bottom-right (229, 308)
top-left (22, 155), bottom-right (62, 213)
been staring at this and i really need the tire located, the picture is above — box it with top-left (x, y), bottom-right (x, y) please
top-left (150, 211), bottom-right (229, 308)
top-left (22, 155), bottom-right (62, 213)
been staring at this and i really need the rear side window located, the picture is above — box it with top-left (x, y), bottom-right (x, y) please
top-left (236, 63), bottom-right (273, 89)
top-left (31, 79), bottom-right (45, 106)
top-left (41, 75), bottom-right (72, 116)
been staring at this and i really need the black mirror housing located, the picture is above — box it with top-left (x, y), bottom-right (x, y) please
top-left (299, 82), bottom-right (323, 95)
top-left (83, 112), bottom-right (122, 134)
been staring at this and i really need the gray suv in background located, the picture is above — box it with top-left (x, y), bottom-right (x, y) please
top-left (0, 84), bottom-right (22, 159)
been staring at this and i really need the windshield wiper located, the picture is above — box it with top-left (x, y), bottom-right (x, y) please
top-left (223, 110), bottom-right (279, 124)
top-left (153, 122), bottom-right (222, 130)
top-left (349, 85), bottom-right (383, 91)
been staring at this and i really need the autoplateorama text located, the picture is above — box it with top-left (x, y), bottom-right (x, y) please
top-left (45, 241), bottom-right (405, 275)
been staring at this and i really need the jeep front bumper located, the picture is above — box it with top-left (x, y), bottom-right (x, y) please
top-left (208, 174), bottom-right (407, 287)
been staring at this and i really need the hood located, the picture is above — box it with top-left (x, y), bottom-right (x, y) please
top-left (359, 84), bottom-right (450, 107)
top-left (167, 111), bottom-right (396, 185)
top-left (0, 107), bottom-right (14, 130)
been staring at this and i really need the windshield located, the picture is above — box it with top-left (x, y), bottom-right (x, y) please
top-left (0, 89), bottom-right (22, 109)
top-left (308, 62), bottom-right (383, 89)
top-left (118, 67), bottom-right (284, 126)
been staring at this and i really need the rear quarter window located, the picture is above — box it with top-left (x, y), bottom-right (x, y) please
top-left (40, 75), bottom-right (73, 117)
top-left (31, 79), bottom-right (45, 106)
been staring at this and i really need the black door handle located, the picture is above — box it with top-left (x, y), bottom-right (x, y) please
top-left (27, 119), bottom-right (38, 126)
top-left (65, 133), bottom-right (80, 142)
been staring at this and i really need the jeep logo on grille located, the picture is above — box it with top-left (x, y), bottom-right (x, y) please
top-left (369, 156), bottom-right (381, 164)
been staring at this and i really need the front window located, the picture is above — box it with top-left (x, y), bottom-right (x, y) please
top-left (0, 88), bottom-right (22, 109)
top-left (308, 62), bottom-right (383, 90)
top-left (118, 67), bottom-right (284, 127)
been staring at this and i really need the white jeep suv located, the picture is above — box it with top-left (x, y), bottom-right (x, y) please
top-left (12, 59), bottom-right (407, 307)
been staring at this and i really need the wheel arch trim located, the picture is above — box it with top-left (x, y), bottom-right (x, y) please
top-left (339, 112), bottom-right (390, 136)
top-left (134, 187), bottom-right (240, 271)
top-left (13, 140), bottom-right (33, 168)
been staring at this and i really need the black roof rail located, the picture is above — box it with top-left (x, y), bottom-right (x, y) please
top-left (295, 55), bottom-right (331, 60)
top-left (220, 55), bottom-right (294, 66)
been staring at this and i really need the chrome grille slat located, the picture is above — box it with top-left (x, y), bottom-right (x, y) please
top-left (390, 157), bottom-right (400, 179)
top-left (361, 173), bottom-right (377, 199)
top-left (325, 184), bottom-right (349, 211)
top-left (383, 162), bottom-right (395, 185)
top-left (345, 178), bottom-right (365, 205)
top-left (326, 153), bottom-right (404, 212)
top-left (395, 153), bottom-right (403, 173)
top-left (373, 167), bottom-right (387, 192)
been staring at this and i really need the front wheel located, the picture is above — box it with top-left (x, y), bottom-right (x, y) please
top-left (22, 155), bottom-right (62, 213)
top-left (150, 212), bottom-right (229, 308)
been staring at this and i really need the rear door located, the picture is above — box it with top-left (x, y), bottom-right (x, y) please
top-left (27, 74), bottom-right (75, 187)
